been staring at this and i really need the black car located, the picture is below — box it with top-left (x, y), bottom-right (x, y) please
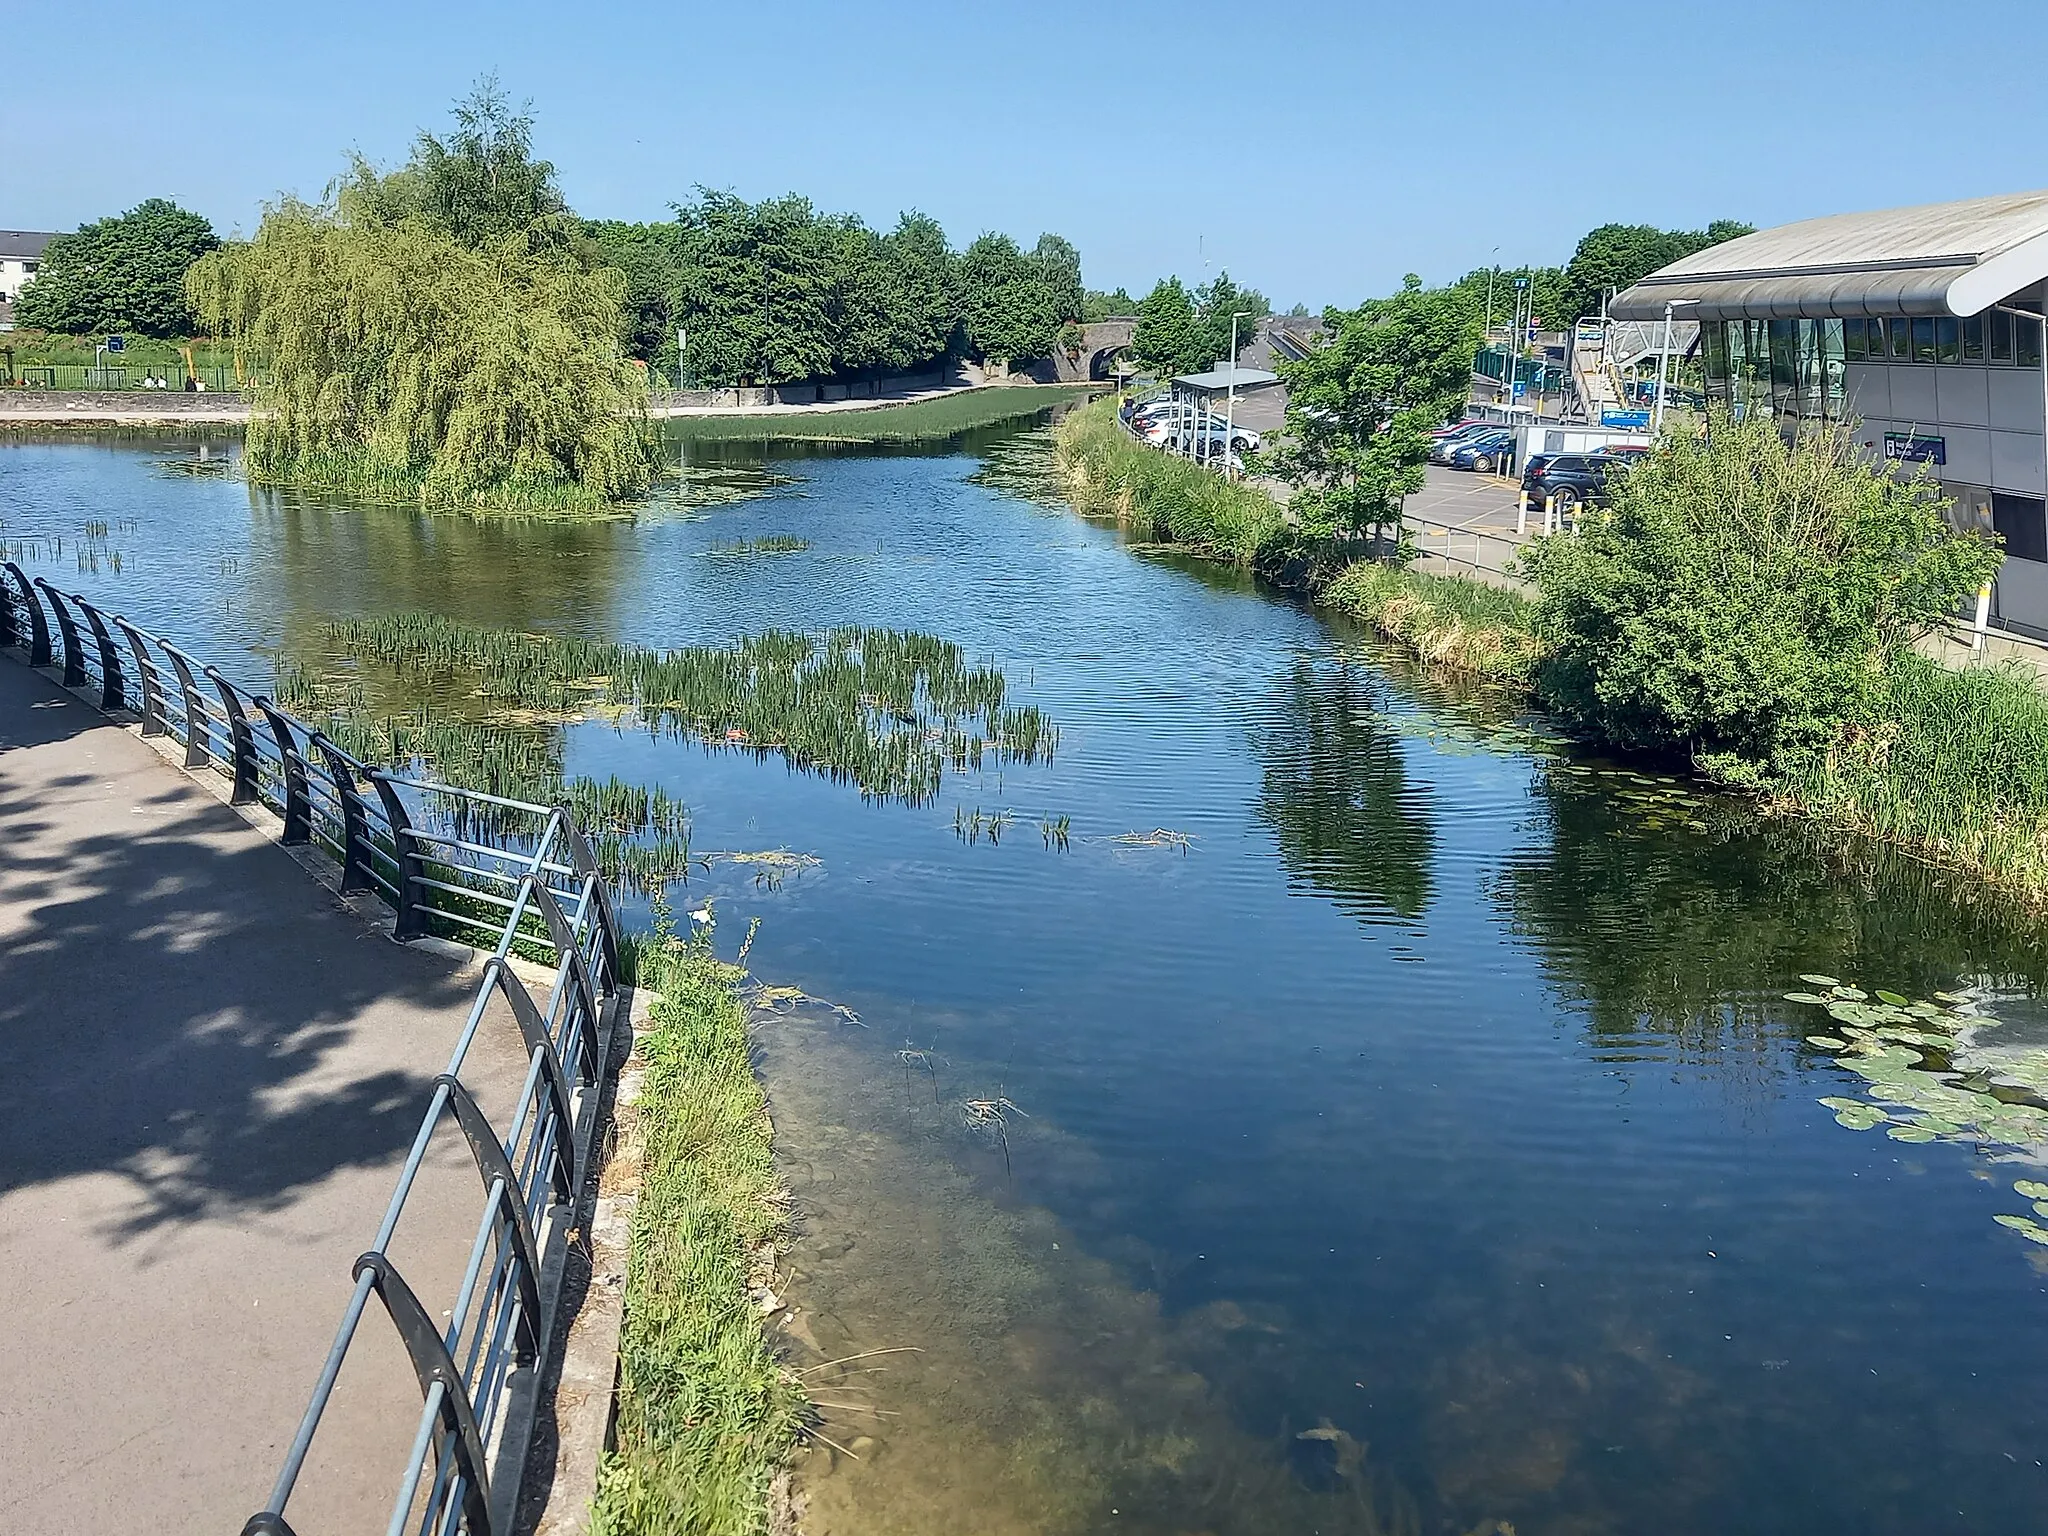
top-left (1521, 450), bottom-right (1636, 511)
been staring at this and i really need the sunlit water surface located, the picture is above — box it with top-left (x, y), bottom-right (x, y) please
top-left (6, 421), bottom-right (2048, 1535)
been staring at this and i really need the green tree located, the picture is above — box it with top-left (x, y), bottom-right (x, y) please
top-left (1030, 233), bottom-right (1085, 335)
top-left (15, 198), bottom-right (220, 337)
top-left (187, 195), bottom-right (654, 510)
top-left (1083, 286), bottom-right (1138, 321)
top-left (1556, 220), bottom-right (1753, 327)
top-left (1522, 408), bottom-right (2000, 776)
top-left (344, 75), bottom-right (571, 254)
top-left (884, 212), bottom-right (959, 367)
top-left (959, 232), bottom-right (1055, 366)
top-left (1271, 276), bottom-right (1480, 545)
top-left (1194, 270), bottom-right (1270, 364)
top-left (1133, 276), bottom-right (1205, 376)
top-left (585, 219), bottom-right (683, 370)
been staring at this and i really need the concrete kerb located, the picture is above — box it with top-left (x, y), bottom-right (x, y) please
top-left (1, 640), bottom-right (636, 1533)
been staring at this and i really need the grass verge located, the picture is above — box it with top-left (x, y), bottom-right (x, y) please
top-left (594, 929), bottom-right (804, 1536)
top-left (665, 384), bottom-right (1088, 443)
top-left (1322, 562), bottom-right (1544, 685)
top-left (1052, 395), bottom-right (1295, 569)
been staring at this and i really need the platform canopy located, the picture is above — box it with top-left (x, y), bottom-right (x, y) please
top-left (1171, 364), bottom-right (1279, 395)
top-left (1609, 191), bottom-right (2048, 322)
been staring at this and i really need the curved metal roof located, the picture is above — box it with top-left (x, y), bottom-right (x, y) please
top-left (1608, 191), bottom-right (2048, 321)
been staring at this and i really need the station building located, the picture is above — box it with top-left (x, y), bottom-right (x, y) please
top-left (1611, 191), bottom-right (2048, 635)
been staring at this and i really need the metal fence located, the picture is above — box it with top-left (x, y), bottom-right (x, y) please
top-left (10, 363), bottom-right (241, 392)
top-left (0, 567), bottom-right (624, 1536)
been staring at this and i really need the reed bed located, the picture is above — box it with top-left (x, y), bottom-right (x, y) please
top-left (1322, 562), bottom-right (1545, 685)
top-left (1052, 397), bottom-right (1295, 570)
top-left (319, 613), bottom-right (1058, 807)
top-left (704, 535), bottom-right (811, 556)
top-left (1772, 653), bottom-right (2048, 901)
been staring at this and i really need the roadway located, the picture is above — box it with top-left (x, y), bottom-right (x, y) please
top-left (0, 657), bottom-right (529, 1532)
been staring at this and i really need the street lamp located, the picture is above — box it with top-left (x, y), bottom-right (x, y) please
top-left (1224, 311), bottom-right (1252, 479)
top-left (1651, 299), bottom-right (1699, 434)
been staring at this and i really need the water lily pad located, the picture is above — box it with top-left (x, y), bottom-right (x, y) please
top-left (1829, 986), bottom-right (1870, 1002)
top-left (1801, 974), bottom-right (1841, 988)
top-left (2035, 1202), bottom-right (2048, 1221)
top-left (1818, 1097), bottom-right (1869, 1113)
top-left (1784, 991), bottom-right (1830, 1005)
top-left (1994, 1214), bottom-right (2048, 1245)
top-left (1887, 1124), bottom-right (1937, 1143)
top-left (1874, 990), bottom-right (1911, 1007)
top-left (2015, 1179), bottom-right (2048, 1201)
top-left (1833, 1106), bottom-right (1889, 1131)
top-left (1805, 1035), bottom-right (1850, 1050)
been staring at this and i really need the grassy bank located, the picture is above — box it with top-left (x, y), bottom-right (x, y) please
top-left (667, 384), bottom-right (1088, 443)
top-left (1771, 653), bottom-right (2048, 901)
top-left (1052, 395), bottom-right (1295, 568)
top-left (594, 931), bottom-right (804, 1535)
top-left (1322, 562), bottom-right (1544, 685)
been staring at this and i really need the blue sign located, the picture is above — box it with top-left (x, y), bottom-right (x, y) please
top-left (1511, 381), bottom-right (1527, 399)
top-left (1884, 432), bottom-right (1946, 466)
top-left (1601, 409), bottom-right (1651, 428)
top-left (104, 335), bottom-right (124, 352)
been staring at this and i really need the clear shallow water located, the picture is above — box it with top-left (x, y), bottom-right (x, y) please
top-left (7, 424), bottom-right (2048, 1534)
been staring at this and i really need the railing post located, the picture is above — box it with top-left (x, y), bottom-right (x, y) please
top-left (34, 578), bottom-right (86, 688)
top-left (435, 1074), bottom-right (545, 1363)
top-left (486, 959), bottom-right (580, 1196)
top-left (114, 618), bottom-right (166, 735)
top-left (312, 735), bottom-right (374, 893)
top-left (254, 698), bottom-right (311, 844)
top-left (352, 1252), bottom-right (497, 1536)
top-left (562, 818), bottom-right (621, 992)
top-left (526, 877), bottom-right (600, 1074)
top-left (5, 562), bottom-right (51, 668)
top-left (370, 771), bottom-right (424, 939)
top-left (159, 646), bottom-right (213, 768)
top-left (72, 595), bottom-right (125, 711)
top-left (205, 667), bottom-right (260, 805)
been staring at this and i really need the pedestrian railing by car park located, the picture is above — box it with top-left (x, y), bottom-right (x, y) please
top-left (0, 565), bottom-right (625, 1536)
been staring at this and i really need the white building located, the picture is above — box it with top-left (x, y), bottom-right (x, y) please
top-left (0, 230), bottom-right (55, 310)
top-left (1611, 192), bottom-right (2048, 636)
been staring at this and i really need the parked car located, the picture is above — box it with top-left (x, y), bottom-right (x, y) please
top-left (1175, 421), bottom-right (1262, 454)
top-left (1520, 448), bottom-right (1642, 510)
top-left (1447, 431), bottom-right (1516, 472)
top-left (1429, 422), bottom-right (1509, 464)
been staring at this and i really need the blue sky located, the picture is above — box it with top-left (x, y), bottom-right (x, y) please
top-left (6, 0), bottom-right (2046, 307)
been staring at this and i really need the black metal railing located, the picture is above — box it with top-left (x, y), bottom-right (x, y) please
top-left (2, 573), bottom-right (625, 1536)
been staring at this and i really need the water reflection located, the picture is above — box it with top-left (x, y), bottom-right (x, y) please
top-left (1256, 655), bottom-right (1437, 922)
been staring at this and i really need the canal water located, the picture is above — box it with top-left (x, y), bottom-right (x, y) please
top-left (6, 419), bottom-right (2048, 1535)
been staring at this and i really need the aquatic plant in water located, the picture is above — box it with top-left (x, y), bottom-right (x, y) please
top-left (315, 613), bottom-right (1058, 809)
top-left (1785, 979), bottom-right (2048, 1245)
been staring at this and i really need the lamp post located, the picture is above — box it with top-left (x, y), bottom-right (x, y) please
top-left (1652, 299), bottom-right (1698, 434)
top-left (1224, 310), bottom-right (1251, 479)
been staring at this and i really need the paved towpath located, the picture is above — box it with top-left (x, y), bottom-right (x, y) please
top-left (0, 657), bottom-right (526, 1532)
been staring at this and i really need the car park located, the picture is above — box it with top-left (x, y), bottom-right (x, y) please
top-left (1428, 423), bottom-right (1510, 463)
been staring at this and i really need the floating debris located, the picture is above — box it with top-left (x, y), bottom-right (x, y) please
top-left (747, 983), bottom-right (863, 1028)
top-left (704, 534), bottom-right (811, 557)
top-left (1103, 828), bottom-right (1196, 852)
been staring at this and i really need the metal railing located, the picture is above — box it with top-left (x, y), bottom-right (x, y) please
top-left (1402, 513), bottom-right (1530, 586)
top-left (1, 569), bottom-right (624, 1536)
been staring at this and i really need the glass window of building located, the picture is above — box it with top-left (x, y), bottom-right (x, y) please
top-left (1963, 315), bottom-right (1986, 361)
top-left (1936, 317), bottom-right (1961, 363)
top-left (1992, 310), bottom-right (2014, 363)
top-left (1845, 317), bottom-right (1869, 359)
top-left (2020, 314), bottom-right (2044, 369)
top-left (1883, 317), bottom-right (1908, 360)
top-left (1910, 316), bottom-right (1936, 362)
top-left (1821, 319), bottom-right (1844, 417)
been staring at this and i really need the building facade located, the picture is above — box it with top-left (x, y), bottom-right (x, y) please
top-left (0, 230), bottom-right (55, 309)
top-left (1612, 192), bottom-right (2048, 635)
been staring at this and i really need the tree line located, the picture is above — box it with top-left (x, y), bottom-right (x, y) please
top-left (587, 202), bottom-right (1082, 386)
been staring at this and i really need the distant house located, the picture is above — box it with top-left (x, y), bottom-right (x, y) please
top-left (0, 230), bottom-right (57, 329)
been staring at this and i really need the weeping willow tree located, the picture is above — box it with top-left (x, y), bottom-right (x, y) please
top-left (186, 83), bottom-right (657, 514)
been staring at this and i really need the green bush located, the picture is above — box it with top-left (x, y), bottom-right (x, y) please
top-left (1522, 408), bottom-right (2000, 775)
